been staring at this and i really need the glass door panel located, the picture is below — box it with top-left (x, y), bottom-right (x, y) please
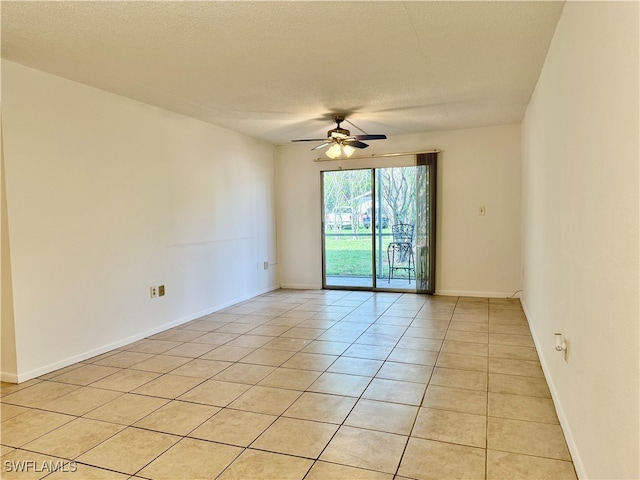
top-left (322, 169), bottom-right (373, 288)
top-left (374, 166), bottom-right (422, 290)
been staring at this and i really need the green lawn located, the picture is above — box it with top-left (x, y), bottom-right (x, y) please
top-left (325, 229), bottom-right (407, 277)
top-left (325, 234), bottom-right (373, 276)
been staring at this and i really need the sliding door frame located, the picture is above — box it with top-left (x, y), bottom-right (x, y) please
top-left (321, 153), bottom-right (437, 294)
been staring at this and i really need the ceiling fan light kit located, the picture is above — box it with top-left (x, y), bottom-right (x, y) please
top-left (325, 143), bottom-right (343, 159)
top-left (292, 114), bottom-right (387, 158)
top-left (342, 144), bottom-right (356, 157)
top-left (325, 142), bottom-right (355, 159)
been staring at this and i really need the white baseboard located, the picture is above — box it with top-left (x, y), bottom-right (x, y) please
top-left (278, 285), bottom-right (520, 299)
top-left (435, 289), bottom-right (520, 298)
top-left (0, 371), bottom-right (18, 383)
top-left (221, 284), bottom-right (281, 306)
top-left (279, 283), bottom-right (323, 290)
top-left (521, 299), bottom-right (585, 479)
top-left (7, 284), bottom-right (281, 384)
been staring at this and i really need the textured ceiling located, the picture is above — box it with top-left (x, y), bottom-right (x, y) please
top-left (1, 1), bottom-right (564, 144)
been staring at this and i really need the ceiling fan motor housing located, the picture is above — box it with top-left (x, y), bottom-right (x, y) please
top-left (329, 113), bottom-right (349, 139)
top-left (329, 127), bottom-right (350, 139)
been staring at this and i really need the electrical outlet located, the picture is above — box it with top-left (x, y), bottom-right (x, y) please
top-left (263, 261), bottom-right (269, 270)
top-left (479, 206), bottom-right (486, 216)
top-left (150, 286), bottom-right (158, 298)
top-left (158, 285), bottom-right (165, 296)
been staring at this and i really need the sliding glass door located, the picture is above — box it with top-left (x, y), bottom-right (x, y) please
top-left (322, 154), bottom-right (436, 293)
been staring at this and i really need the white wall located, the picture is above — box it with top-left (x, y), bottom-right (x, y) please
top-left (1, 116), bottom-right (19, 382)
top-left (276, 124), bottom-right (522, 297)
top-left (521, 2), bottom-right (639, 479)
top-left (2, 61), bottom-right (278, 381)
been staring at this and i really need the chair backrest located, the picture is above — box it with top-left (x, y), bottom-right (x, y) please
top-left (392, 224), bottom-right (414, 243)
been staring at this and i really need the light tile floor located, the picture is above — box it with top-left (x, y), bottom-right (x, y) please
top-left (1, 290), bottom-right (577, 479)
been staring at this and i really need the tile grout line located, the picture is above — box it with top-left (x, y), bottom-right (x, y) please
top-left (391, 294), bottom-right (457, 479)
top-left (129, 292), bottom-right (347, 479)
top-left (218, 292), bottom-right (377, 480)
top-left (306, 291), bottom-right (415, 478)
top-left (485, 300), bottom-right (491, 480)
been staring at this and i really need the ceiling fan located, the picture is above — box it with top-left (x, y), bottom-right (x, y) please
top-left (291, 114), bottom-right (387, 158)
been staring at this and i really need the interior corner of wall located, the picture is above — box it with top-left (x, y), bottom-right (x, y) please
top-left (1, 116), bottom-right (19, 383)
